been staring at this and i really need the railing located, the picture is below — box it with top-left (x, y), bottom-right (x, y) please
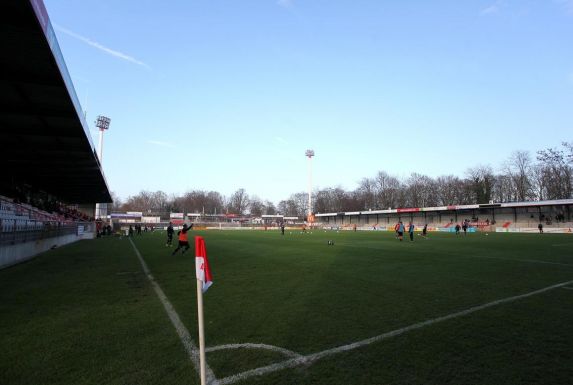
top-left (0, 220), bottom-right (93, 246)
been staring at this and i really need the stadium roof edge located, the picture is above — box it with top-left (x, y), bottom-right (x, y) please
top-left (0, 0), bottom-right (112, 203)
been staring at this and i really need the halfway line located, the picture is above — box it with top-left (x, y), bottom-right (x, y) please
top-left (129, 238), bottom-right (218, 385)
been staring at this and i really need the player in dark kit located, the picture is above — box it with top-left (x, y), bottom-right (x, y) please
top-left (166, 222), bottom-right (174, 247)
top-left (172, 224), bottom-right (191, 255)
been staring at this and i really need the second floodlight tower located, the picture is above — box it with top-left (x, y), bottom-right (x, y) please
top-left (95, 115), bottom-right (111, 219)
top-left (305, 149), bottom-right (315, 224)
top-left (95, 115), bottom-right (111, 163)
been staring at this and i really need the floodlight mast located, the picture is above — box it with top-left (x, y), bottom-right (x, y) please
top-left (95, 115), bottom-right (111, 163)
top-left (305, 149), bottom-right (314, 223)
top-left (95, 116), bottom-right (110, 220)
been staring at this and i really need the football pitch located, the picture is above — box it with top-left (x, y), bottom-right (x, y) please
top-left (1, 230), bottom-right (572, 385)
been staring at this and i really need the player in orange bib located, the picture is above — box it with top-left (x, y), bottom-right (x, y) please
top-left (172, 224), bottom-right (192, 255)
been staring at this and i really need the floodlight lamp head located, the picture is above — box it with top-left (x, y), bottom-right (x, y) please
top-left (305, 149), bottom-right (315, 158)
top-left (95, 115), bottom-right (111, 131)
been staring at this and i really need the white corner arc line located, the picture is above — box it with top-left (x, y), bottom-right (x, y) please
top-left (217, 279), bottom-right (573, 385)
top-left (206, 343), bottom-right (303, 359)
top-left (129, 238), bottom-right (218, 385)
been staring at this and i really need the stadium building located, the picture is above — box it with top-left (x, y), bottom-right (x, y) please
top-left (1, 0), bottom-right (112, 268)
top-left (315, 199), bottom-right (573, 233)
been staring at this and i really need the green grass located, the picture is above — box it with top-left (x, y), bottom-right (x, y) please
top-left (1, 230), bottom-right (573, 384)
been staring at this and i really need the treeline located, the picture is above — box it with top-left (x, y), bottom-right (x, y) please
top-left (113, 142), bottom-right (573, 217)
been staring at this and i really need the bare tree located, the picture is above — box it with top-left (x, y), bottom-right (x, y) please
top-left (466, 166), bottom-right (495, 203)
top-left (263, 200), bottom-right (277, 215)
top-left (227, 188), bottom-right (250, 215)
top-left (290, 192), bottom-right (308, 217)
top-left (537, 143), bottom-right (573, 199)
top-left (374, 171), bottom-right (401, 209)
top-left (314, 187), bottom-right (348, 213)
top-left (501, 151), bottom-right (533, 201)
top-left (249, 196), bottom-right (265, 216)
top-left (122, 190), bottom-right (169, 213)
top-left (108, 191), bottom-right (123, 213)
top-left (277, 195), bottom-right (304, 217)
top-left (435, 175), bottom-right (464, 205)
top-left (112, 142), bottom-right (573, 217)
top-left (357, 177), bottom-right (377, 210)
top-left (405, 173), bottom-right (437, 207)
top-left (530, 164), bottom-right (548, 201)
top-left (205, 191), bottom-right (225, 214)
top-left (492, 174), bottom-right (513, 203)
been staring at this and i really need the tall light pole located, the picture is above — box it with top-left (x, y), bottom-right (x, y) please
top-left (95, 116), bottom-right (111, 220)
top-left (305, 149), bottom-right (314, 224)
top-left (95, 115), bottom-right (111, 163)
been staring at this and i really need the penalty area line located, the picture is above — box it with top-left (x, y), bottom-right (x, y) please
top-left (217, 278), bottom-right (573, 385)
top-left (129, 238), bottom-right (218, 385)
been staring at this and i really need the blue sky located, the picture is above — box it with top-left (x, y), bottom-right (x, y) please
top-left (43, 0), bottom-right (573, 204)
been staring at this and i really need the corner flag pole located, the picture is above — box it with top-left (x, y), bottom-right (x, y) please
top-left (195, 236), bottom-right (213, 385)
top-left (196, 278), bottom-right (207, 385)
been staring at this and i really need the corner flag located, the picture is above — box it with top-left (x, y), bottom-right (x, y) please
top-left (195, 236), bottom-right (213, 293)
top-left (195, 236), bottom-right (213, 385)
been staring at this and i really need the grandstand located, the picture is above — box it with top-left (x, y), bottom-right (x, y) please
top-left (0, 0), bottom-right (111, 268)
top-left (315, 199), bottom-right (573, 233)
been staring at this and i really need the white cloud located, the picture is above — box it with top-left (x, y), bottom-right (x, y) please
top-left (480, 4), bottom-right (499, 15)
top-left (54, 24), bottom-right (151, 70)
top-left (556, 0), bottom-right (573, 14)
top-left (147, 140), bottom-right (176, 148)
top-left (275, 136), bottom-right (289, 145)
top-left (277, 0), bottom-right (293, 9)
top-left (480, 0), bottom-right (507, 15)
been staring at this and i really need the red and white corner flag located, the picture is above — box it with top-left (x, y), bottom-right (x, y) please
top-left (195, 236), bottom-right (212, 385)
top-left (195, 236), bottom-right (213, 293)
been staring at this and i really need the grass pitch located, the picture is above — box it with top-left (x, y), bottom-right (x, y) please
top-left (1, 230), bottom-right (572, 384)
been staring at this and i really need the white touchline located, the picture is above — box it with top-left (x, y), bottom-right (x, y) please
top-left (562, 286), bottom-right (573, 290)
top-left (216, 279), bottom-right (573, 385)
top-left (129, 238), bottom-right (218, 385)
